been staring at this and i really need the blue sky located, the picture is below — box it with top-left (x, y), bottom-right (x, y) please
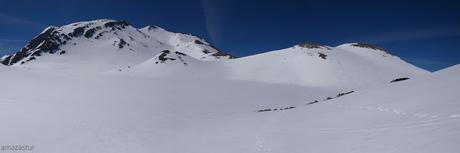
top-left (0, 0), bottom-right (459, 71)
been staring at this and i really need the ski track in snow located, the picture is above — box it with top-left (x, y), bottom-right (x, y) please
top-left (326, 102), bottom-right (449, 119)
top-left (315, 102), bottom-right (460, 133)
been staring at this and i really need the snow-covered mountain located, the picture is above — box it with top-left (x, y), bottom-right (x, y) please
top-left (0, 19), bottom-right (427, 89)
top-left (222, 42), bottom-right (428, 89)
top-left (120, 41), bottom-right (428, 90)
top-left (0, 19), bottom-right (232, 72)
top-left (1, 19), bottom-right (459, 153)
top-left (113, 41), bottom-right (428, 89)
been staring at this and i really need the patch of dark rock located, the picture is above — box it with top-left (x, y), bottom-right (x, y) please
top-left (177, 56), bottom-right (188, 66)
top-left (31, 51), bottom-right (41, 56)
top-left (298, 42), bottom-right (331, 50)
top-left (145, 25), bottom-right (159, 31)
top-left (62, 34), bottom-right (71, 41)
top-left (175, 51), bottom-right (187, 56)
top-left (211, 51), bottom-right (233, 58)
top-left (204, 44), bottom-right (235, 59)
top-left (257, 109), bottom-right (272, 112)
top-left (202, 49), bottom-right (211, 54)
top-left (59, 50), bottom-right (66, 55)
top-left (1, 56), bottom-right (11, 65)
top-left (84, 28), bottom-right (97, 38)
top-left (104, 20), bottom-right (128, 30)
top-left (298, 43), bottom-right (323, 49)
top-left (336, 91), bottom-right (355, 97)
top-left (318, 52), bottom-right (327, 59)
top-left (390, 77), bottom-right (410, 83)
top-left (257, 106), bottom-right (296, 112)
top-left (118, 39), bottom-right (127, 49)
top-left (351, 43), bottom-right (393, 55)
top-left (307, 100), bottom-right (319, 105)
top-left (69, 27), bottom-right (85, 37)
top-left (157, 50), bottom-right (176, 62)
top-left (95, 32), bottom-right (107, 39)
top-left (194, 40), bottom-right (204, 45)
top-left (306, 91), bottom-right (355, 106)
top-left (351, 43), bottom-right (385, 51)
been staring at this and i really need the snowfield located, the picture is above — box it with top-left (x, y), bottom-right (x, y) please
top-left (0, 19), bottom-right (459, 153)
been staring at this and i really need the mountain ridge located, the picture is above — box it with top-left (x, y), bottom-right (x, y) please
top-left (0, 19), bottom-right (232, 68)
top-left (0, 19), bottom-right (429, 89)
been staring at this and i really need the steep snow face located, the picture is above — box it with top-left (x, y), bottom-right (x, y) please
top-left (140, 26), bottom-right (233, 61)
top-left (0, 19), bottom-right (231, 72)
top-left (223, 43), bottom-right (429, 89)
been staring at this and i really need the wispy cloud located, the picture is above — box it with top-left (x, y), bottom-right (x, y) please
top-left (403, 57), bottom-right (451, 72)
top-left (0, 12), bottom-right (36, 55)
top-left (200, 0), bottom-right (226, 45)
top-left (0, 12), bottom-right (41, 26)
top-left (405, 57), bottom-right (445, 65)
top-left (0, 38), bottom-right (27, 42)
top-left (0, 39), bottom-right (26, 55)
top-left (353, 27), bottom-right (460, 44)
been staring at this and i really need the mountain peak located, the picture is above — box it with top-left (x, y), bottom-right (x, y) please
top-left (0, 19), bottom-right (232, 70)
top-left (64, 19), bottom-right (128, 28)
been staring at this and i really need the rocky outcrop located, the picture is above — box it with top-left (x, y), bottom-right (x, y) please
top-left (0, 20), bottom-right (133, 65)
top-left (297, 42), bottom-right (332, 50)
top-left (154, 50), bottom-right (189, 66)
top-left (350, 43), bottom-right (394, 56)
top-left (1, 27), bottom-right (62, 65)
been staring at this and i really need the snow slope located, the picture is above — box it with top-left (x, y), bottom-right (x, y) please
top-left (245, 63), bottom-right (460, 153)
top-left (0, 62), bottom-right (458, 153)
top-left (1, 19), bottom-right (457, 153)
top-left (0, 67), bottom-right (336, 153)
